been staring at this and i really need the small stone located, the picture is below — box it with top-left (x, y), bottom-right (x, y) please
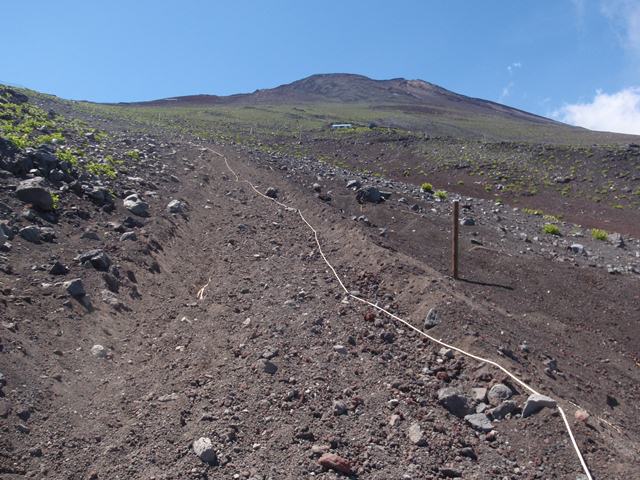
top-left (167, 199), bottom-right (187, 214)
top-left (441, 468), bottom-right (462, 478)
top-left (312, 183), bottom-right (322, 192)
top-left (574, 409), bottom-right (590, 422)
top-left (265, 187), bottom-right (278, 199)
top-left (389, 414), bottom-right (402, 426)
top-left (460, 217), bottom-right (475, 226)
top-left (333, 400), bottom-right (348, 416)
top-left (257, 358), bottom-right (278, 375)
top-left (90, 345), bottom-right (107, 358)
top-left (424, 308), bottom-right (440, 330)
top-left (464, 413), bottom-right (494, 432)
top-left (318, 453), bottom-right (352, 475)
top-left (471, 388), bottom-right (487, 402)
top-left (459, 446), bottom-right (477, 460)
top-left (438, 347), bottom-right (454, 359)
top-left (192, 437), bottom-right (217, 464)
top-left (569, 243), bottom-right (585, 255)
top-left (407, 422), bottom-right (427, 446)
top-left (49, 261), bottom-right (69, 276)
top-left (120, 231), bottom-right (137, 242)
top-left (487, 384), bottom-right (512, 406)
top-left (333, 344), bottom-right (348, 355)
top-left (522, 393), bottom-right (556, 417)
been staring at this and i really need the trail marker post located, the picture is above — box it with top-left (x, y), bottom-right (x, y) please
top-left (452, 200), bottom-right (459, 279)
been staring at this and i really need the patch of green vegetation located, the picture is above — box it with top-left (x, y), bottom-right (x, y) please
top-left (36, 132), bottom-right (65, 145)
top-left (5, 133), bottom-right (29, 149)
top-left (591, 228), bottom-right (608, 241)
top-left (542, 223), bottom-right (561, 235)
top-left (434, 190), bottom-right (447, 200)
top-left (126, 149), bottom-right (140, 160)
top-left (57, 148), bottom-right (79, 167)
top-left (543, 213), bottom-right (562, 223)
top-left (522, 208), bottom-right (543, 216)
top-left (420, 182), bottom-right (433, 193)
top-left (86, 161), bottom-right (117, 179)
top-left (51, 193), bottom-right (60, 210)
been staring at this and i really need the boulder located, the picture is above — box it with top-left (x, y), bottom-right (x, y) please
top-left (19, 226), bottom-right (41, 243)
top-left (487, 384), bottom-right (513, 406)
top-left (522, 394), bottom-right (556, 417)
top-left (123, 193), bottom-right (149, 217)
top-left (63, 278), bottom-right (85, 297)
top-left (437, 388), bottom-right (474, 418)
top-left (356, 186), bottom-right (391, 204)
top-left (166, 199), bottom-right (187, 214)
top-left (489, 400), bottom-right (517, 419)
top-left (15, 177), bottom-right (54, 211)
top-left (75, 249), bottom-right (111, 271)
top-left (464, 413), bottom-right (494, 432)
top-left (192, 437), bottom-right (217, 464)
top-left (30, 148), bottom-right (58, 173)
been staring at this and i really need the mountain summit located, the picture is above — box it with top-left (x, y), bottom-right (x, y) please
top-left (140, 73), bottom-right (554, 125)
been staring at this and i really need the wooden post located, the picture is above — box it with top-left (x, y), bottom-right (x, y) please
top-left (452, 200), bottom-right (459, 279)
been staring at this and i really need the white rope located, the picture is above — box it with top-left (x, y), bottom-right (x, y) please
top-left (212, 148), bottom-right (594, 480)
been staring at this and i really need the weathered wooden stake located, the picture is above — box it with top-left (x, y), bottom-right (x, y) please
top-left (452, 200), bottom-right (459, 279)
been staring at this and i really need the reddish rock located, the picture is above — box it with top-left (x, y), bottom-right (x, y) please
top-left (318, 453), bottom-right (353, 475)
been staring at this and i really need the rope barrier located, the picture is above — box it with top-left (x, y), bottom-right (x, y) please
top-left (211, 148), bottom-right (594, 480)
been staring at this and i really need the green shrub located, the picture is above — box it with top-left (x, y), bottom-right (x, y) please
top-left (591, 228), bottom-right (607, 241)
top-left (125, 149), bottom-right (140, 160)
top-left (36, 132), bottom-right (64, 145)
top-left (523, 208), bottom-right (543, 216)
top-left (5, 133), bottom-right (29, 149)
top-left (57, 149), bottom-right (79, 167)
top-left (421, 182), bottom-right (433, 193)
top-left (542, 223), bottom-right (560, 235)
top-left (51, 193), bottom-right (60, 210)
top-left (86, 161), bottom-right (117, 179)
top-left (435, 190), bottom-right (447, 200)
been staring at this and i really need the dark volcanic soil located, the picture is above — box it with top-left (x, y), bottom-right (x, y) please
top-left (0, 92), bottom-right (639, 480)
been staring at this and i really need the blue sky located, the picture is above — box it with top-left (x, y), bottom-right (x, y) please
top-left (3, 0), bottom-right (640, 133)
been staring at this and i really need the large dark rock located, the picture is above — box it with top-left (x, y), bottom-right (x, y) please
top-left (29, 147), bottom-right (59, 174)
top-left (356, 186), bottom-right (391, 204)
top-left (15, 177), bottom-right (54, 211)
top-left (437, 388), bottom-right (474, 418)
top-left (0, 87), bottom-right (29, 104)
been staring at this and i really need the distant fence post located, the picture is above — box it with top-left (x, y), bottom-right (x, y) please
top-left (452, 200), bottom-right (459, 279)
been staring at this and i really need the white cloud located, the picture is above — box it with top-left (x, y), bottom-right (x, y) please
top-left (500, 81), bottom-right (514, 101)
top-left (601, 0), bottom-right (640, 53)
top-left (552, 87), bottom-right (640, 134)
top-left (507, 62), bottom-right (522, 74)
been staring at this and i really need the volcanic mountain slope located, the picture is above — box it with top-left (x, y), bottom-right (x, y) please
top-left (132, 73), bottom-right (640, 142)
top-left (92, 74), bottom-right (640, 238)
top-left (0, 86), bottom-right (639, 480)
top-left (145, 73), bottom-right (554, 123)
